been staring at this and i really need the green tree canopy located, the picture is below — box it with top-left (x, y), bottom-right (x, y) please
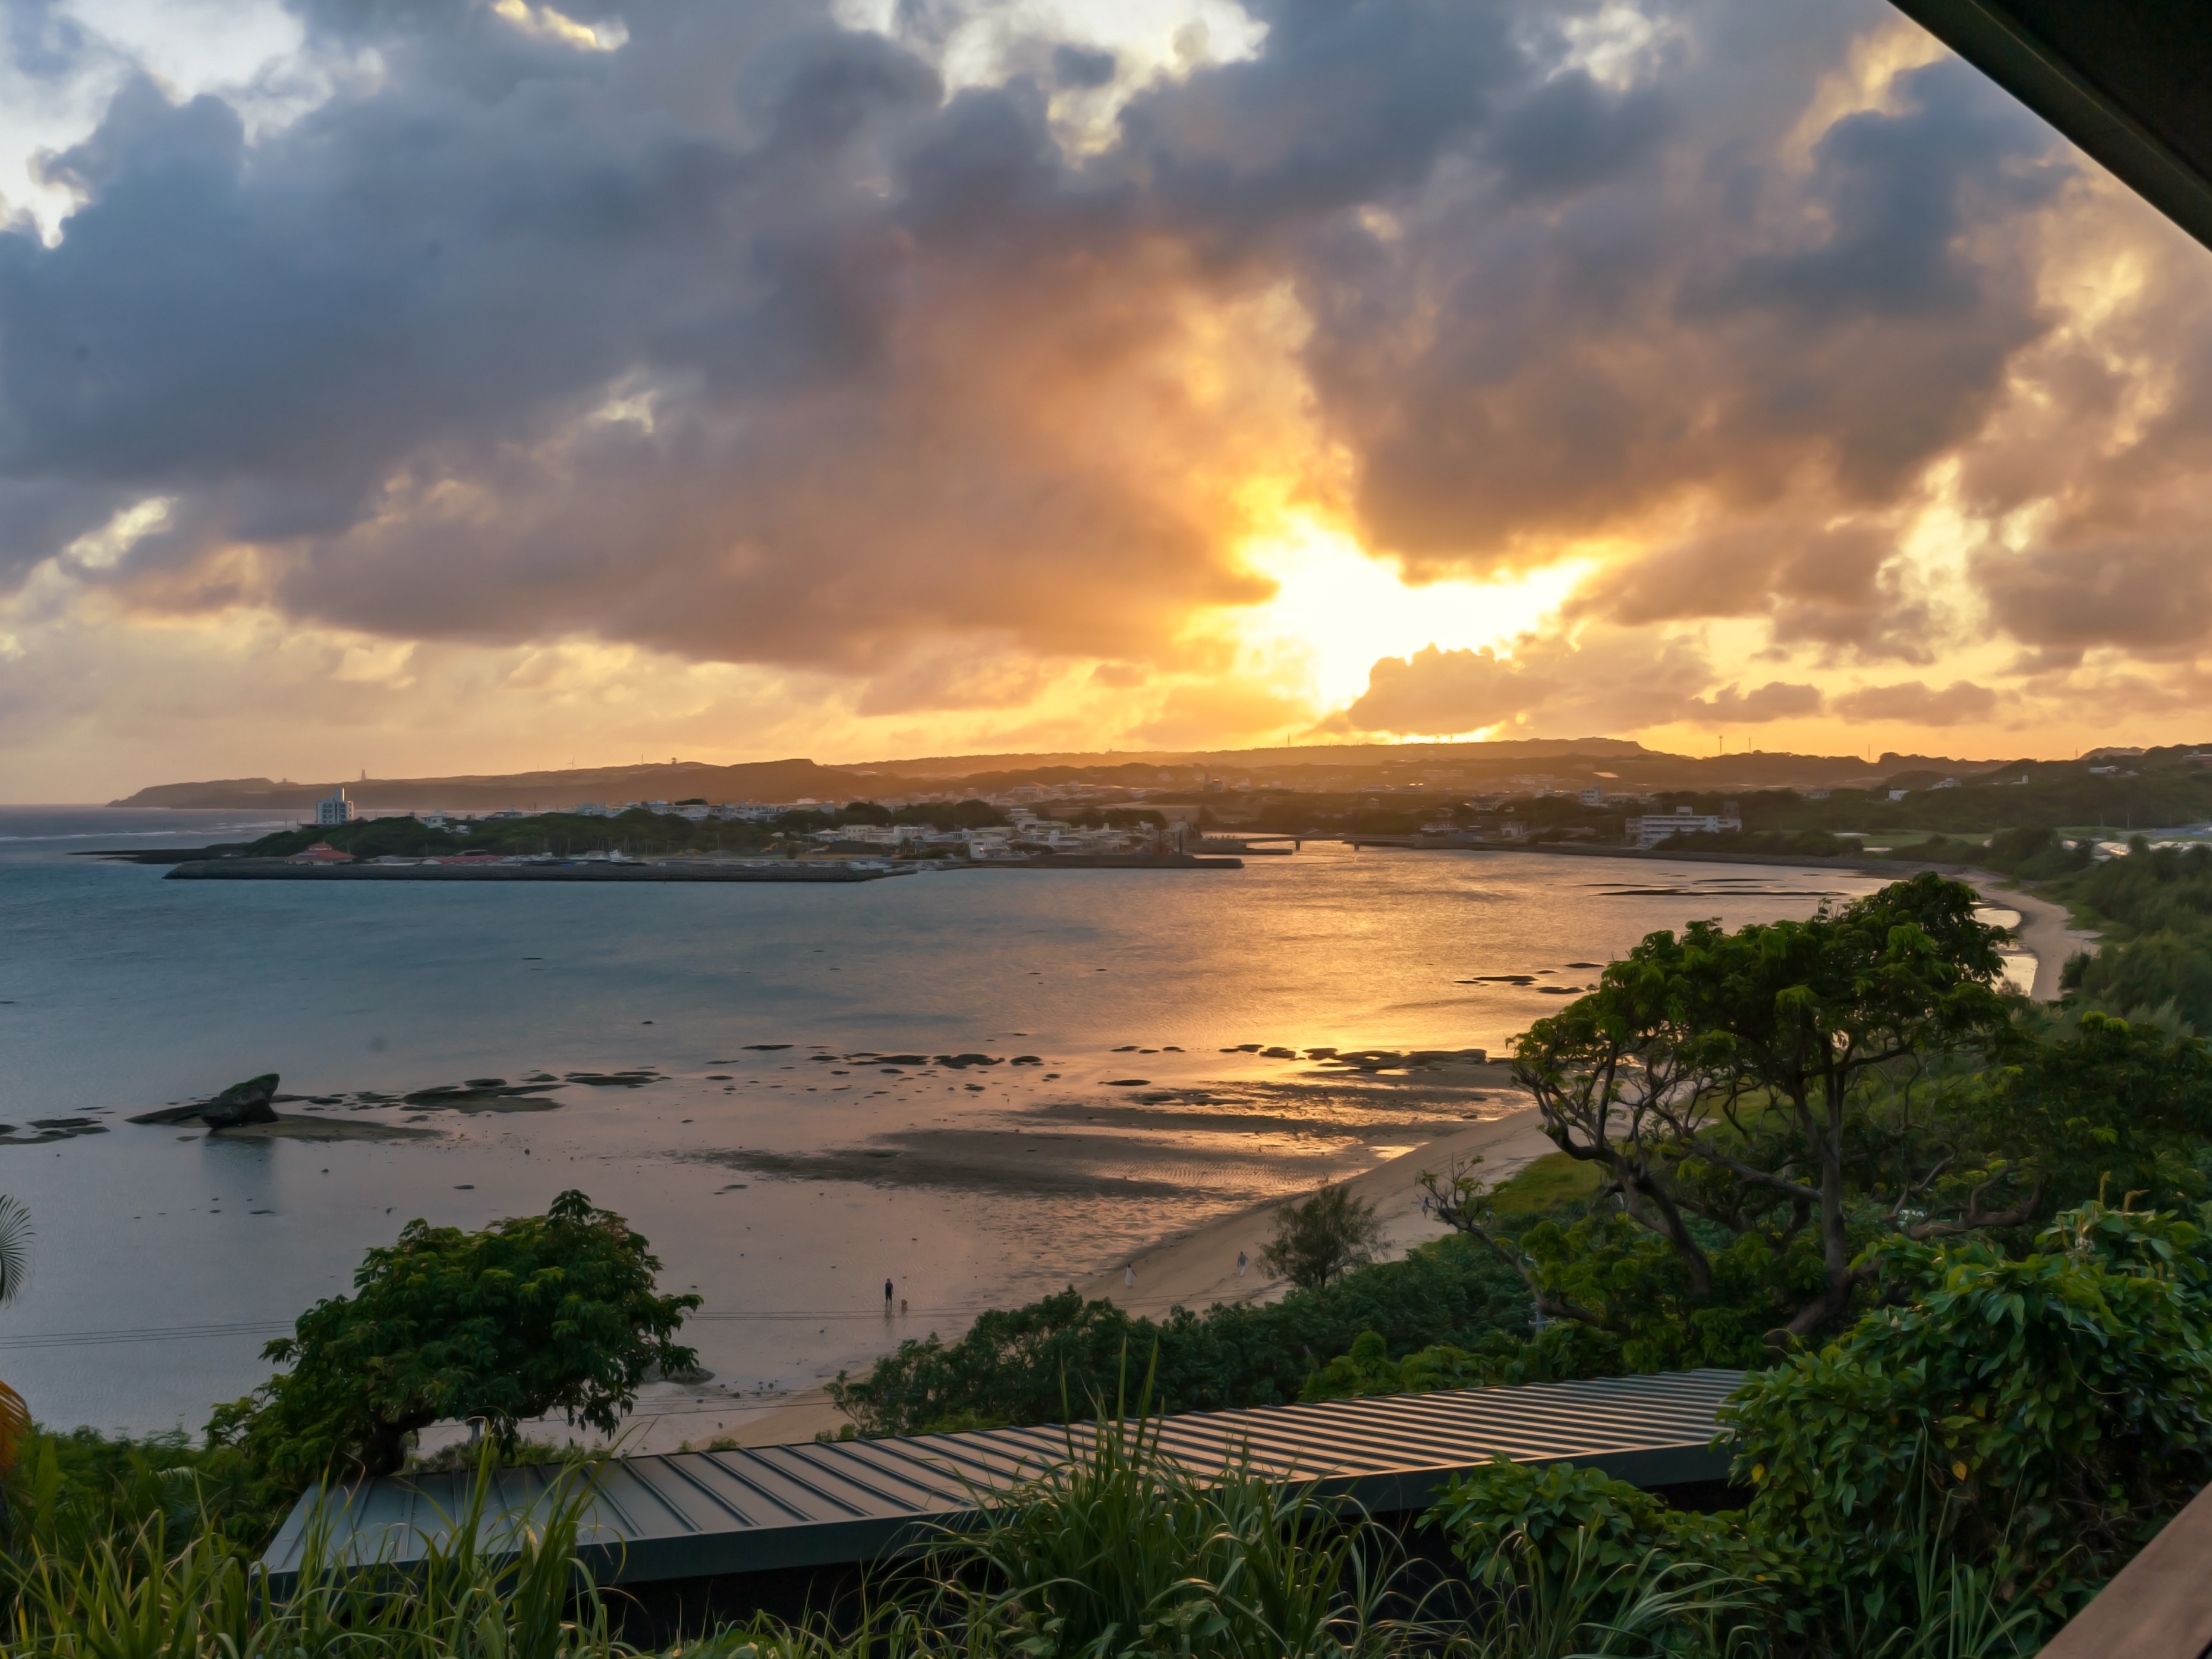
top-left (209, 1191), bottom-right (698, 1488)
top-left (1426, 874), bottom-right (2019, 1353)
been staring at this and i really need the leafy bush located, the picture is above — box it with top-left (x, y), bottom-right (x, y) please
top-left (1428, 1460), bottom-right (1766, 1657)
top-left (1723, 1201), bottom-right (2212, 1624)
top-left (830, 1234), bottom-right (1533, 1436)
top-left (1301, 1326), bottom-right (1622, 1403)
top-left (207, 1191), bottom-right (698, 1494)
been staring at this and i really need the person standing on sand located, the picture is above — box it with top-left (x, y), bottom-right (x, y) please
top-left (883, 1278), bottom-right (894, 1308)
top-left (1124, 1264), bottom-right (1135, 1288)
top-left (1236, 1250), bottom-right (1247, 1278)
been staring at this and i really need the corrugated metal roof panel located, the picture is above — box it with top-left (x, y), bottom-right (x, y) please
top-left (260, 1368), bottom-right (1745, 1586)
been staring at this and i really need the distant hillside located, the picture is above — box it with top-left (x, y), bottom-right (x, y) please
top-left (112, 758), bottom-right (882, 812)
top-left (869, 737), bottom-right (1654, 776)
top-left (112, 739), bottom-right (2041, 811)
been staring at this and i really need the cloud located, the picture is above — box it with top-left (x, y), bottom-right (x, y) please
top-left (1689, 680), bottom-right (1825, 722)
top-left (2, 0), bottom-right (2212, 791)
top-left (1345, 644), bottom-right (1546, 735)
top-left (1574, 518), bottom-right (1937, 662)
top-left (1977, 537), bottom-right (2212, 661)
top-left (1831, 679), bottom-right (1997, 725)
top-left (1342, 623), bottom-right (1727, 738)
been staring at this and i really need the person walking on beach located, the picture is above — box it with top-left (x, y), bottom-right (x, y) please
top-left (1124, 1264), bottom-right (1135, 1289)
top-left (1236, 1250), bottom-right (1248, 1279)
top-left (884, 1278), bottom-right (894, 1309)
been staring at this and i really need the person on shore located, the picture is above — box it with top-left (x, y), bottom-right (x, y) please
top-left (1124, 1264), bottom-right (1135, 1288)
top-left (1236, 1250), bottom-right (1247, 1278)
top-left (883, 1278), bottom-right (894, 1308)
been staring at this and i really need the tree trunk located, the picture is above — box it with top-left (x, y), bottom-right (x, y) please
top-left (363, 1417), bottom-right (414, 1478)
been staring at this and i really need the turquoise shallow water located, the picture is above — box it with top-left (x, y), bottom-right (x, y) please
top-left (0, 808), bottom-right (1905, 1436)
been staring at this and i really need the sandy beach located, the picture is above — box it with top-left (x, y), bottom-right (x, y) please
top-left (423, 1075), bottom-right (1553, 1455)
top-left (1968, 876), bottom-right (2100, 1000)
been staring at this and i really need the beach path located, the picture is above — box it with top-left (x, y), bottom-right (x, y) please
top-left (1968, 876), bottom-right (2100, 1000)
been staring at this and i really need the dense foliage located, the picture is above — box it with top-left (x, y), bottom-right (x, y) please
top-left (1723, 1201), bottom-right (2212, 1623)
top-left (2049, 838), bottom-right (2212, 1030)
top-left (206, 1191), bottom-right (698, 1489)
top-left (829, 1233), bottom-right (1532, 1436)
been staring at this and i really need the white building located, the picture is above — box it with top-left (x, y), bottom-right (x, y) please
top-left (573, 803), bottom-right (609, 817)
top-left (1626, 807), bottom-right (1742, 848)
top-left (315, 786), bottom-right (355, 827)
top-left (811, 824), bottom-right (924, 846)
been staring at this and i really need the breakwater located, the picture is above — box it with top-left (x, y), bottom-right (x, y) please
top-left (165, 858), bottom-right (894, 883)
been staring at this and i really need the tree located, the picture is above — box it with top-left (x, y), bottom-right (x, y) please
top-left (1423, 875), bottom-right (2018, 1348)
top-left (209, 1191), bottom-right (698, 1487)
top-left (1259, 1184), bottom-right (1385, 1290)
top-left (0, 1197), bottom-right (29, 1479)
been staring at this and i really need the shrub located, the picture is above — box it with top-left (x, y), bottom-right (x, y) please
top-left (1260, 1185), bottom-right (1386, 1290)
top-left (831, 1234), bottom-right (1533, 1436)
top-left (1723, 1201), bottom-right (2212, 1624)
top-left (207, 1191), bottom-right (698, 1493)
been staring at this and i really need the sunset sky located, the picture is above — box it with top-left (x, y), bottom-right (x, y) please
top-left (2, 0), bottom-right (2209, 797)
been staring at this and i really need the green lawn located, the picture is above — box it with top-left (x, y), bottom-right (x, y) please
top-left (1488, 1151), bottom-right (1601, 1214)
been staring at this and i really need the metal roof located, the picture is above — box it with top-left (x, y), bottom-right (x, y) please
top-left (1889, 0), bottom-right (2212, 252)
top-left (261, 1369), bottom-right (1745, 1587)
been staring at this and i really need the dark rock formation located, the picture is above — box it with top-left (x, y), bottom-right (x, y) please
top-left (200, 1074), bottom-right (281, 1129)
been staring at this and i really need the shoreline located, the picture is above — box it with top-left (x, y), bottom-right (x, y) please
top-left (1343, 838), bottom-right (2101, 1001)
top-left (416, 1105), bottom-right (1554, 1456)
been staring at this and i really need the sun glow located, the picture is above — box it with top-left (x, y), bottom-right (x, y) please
top-left (1225, 515), bottom-right (1592, 712)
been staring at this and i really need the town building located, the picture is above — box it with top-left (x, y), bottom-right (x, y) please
top-left (810, 824), bottom-right (925, 847)
top-left (314, 786), bottom-right (355, 826)
top-left (1625, 807), bottom-right (1742, 849)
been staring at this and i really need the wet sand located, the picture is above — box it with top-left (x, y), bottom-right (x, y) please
top-left (1069, 1106), bottom-right (1552, 1320)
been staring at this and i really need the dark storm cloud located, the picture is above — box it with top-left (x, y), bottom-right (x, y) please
top-left (0, 0), bottom-right (2191, 700)
top-left (1, 0), bottom-right (102, 82)
top-left (1050, 43), bottom-right (1116, 90)
top-left (1978, 538), bottom-right (2212, 662)
top-left (1300, 23), bottom-right (2062, 572)
top-left (1575, 519), bottom-right (1936, 662)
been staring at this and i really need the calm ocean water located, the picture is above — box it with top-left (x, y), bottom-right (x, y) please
top-left (0, 807), bottom-right (1978, 1437)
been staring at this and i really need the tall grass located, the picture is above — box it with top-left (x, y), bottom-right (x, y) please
top-left (925, 1410), bottom-right (1393, 1659)
top-left (6, 1452), bottom-right (616, 1659)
